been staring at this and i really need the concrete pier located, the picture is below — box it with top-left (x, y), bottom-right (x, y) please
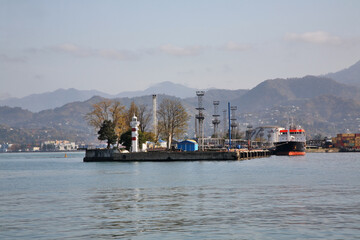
top-left (83, 149), bottom-right (271, 162)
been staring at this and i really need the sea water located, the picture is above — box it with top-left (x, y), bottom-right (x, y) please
top-left (1, 152), bottom-right (359, 239)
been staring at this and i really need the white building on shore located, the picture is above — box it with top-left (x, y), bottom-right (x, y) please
top-left (41, 140), bottom-right (77, 151)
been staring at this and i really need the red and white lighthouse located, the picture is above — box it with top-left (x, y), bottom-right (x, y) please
top-left (130, 115), bottom-right (140, 152)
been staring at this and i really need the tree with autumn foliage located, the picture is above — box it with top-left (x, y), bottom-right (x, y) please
top-left (157, 98), bottom-right (189, 149)
top-left (85, 99), bottom-right (127, 145)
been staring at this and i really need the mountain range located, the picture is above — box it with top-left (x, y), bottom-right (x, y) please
top-left (1, 59), bottom-right (359, 112)
top-left (1, 59), bottom-right (360, 144)
top-left (0, 82), bottom-right (199, 112)
top-left (0, 88), bottom-right (111, 113)
top-left (232, 75), bottom-right (360, 112)
top-left (115, 81), bottom-right (198, 99)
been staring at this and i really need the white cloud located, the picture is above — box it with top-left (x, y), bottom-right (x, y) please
top-left (285, 31), bottom-right (342, 45)
top-left (57, 43), bottom-right (80, 52)
top-left (160, 44), bottom-right (203, 56)
top-left (221, 41), bottom-right (251, 51)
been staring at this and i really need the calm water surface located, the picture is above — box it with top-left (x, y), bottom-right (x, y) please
top-left (1, 152), bottom-right (360, 239)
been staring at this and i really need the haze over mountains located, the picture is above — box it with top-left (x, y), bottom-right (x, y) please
top-left (0, 82), bottom-right (199, 112)
top-left (1, 60), bottom-right (360, 144)
top-left (1, 59), bottom-right (360, 112)
top-left (0, 88), bottom-right (111, 113)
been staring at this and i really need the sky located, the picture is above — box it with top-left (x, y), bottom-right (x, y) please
top-left (1, 0), bottom-right (360, 98)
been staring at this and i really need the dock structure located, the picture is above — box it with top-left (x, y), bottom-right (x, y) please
top-left (83, 149), bottom-right (271, 162)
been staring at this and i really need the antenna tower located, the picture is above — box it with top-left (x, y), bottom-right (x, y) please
top-left (230, 106), bottom-right (238, 139)
top-left (195, 91), bottom-right (205, 150)
top-left (212, 101), bottom-right (220, 138)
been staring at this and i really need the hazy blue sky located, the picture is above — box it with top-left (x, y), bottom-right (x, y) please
top-left (1, 0), bottom-right (360, 98)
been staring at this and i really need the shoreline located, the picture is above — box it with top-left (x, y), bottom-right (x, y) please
top-left (306, 148), bottom-right (339, 153)
top-left (0, 150), bottom-right (85, 154)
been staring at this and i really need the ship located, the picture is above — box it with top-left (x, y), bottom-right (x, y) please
top-left (274, 125), bottom-right (306, 156)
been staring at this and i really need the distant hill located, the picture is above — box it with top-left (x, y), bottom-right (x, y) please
top-left (232, 75), bottom-right (360, 112)
top-left (301, 95), bottom-right (360, 123)
top-left (0, 88), bottom-right (111, 112)
top-left (284, 95), bottom-right (360, 137)
top-left (26, 94), bottom-right (184, 131)
top-left (0, 94), bottom-right (184, 144)
top-left (0, 97), bottom-right (103, 143)
top-left (115, 81), bottom-right (198, 99)
top-left (0, 82), bottom-right (199, 112)
top-left (1, 75), bottom-right (360, 144)
top-left (325, 60), bottom-right (360, 87)
top-left (0, 106), bottom-right (33, 125)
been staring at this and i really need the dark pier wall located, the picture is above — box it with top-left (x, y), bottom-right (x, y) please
top-left (84, 149), bottom-right (270, 162)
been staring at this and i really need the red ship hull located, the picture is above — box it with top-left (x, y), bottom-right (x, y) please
top-left (276, 151), bottom-right (306, 156)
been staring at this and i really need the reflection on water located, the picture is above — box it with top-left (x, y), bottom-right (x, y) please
top-left (1, 152), bottom-right (360, 239)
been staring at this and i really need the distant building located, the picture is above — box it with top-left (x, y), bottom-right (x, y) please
top-left (158, 139), bottom-right (167, 148)
top-left (41, 140), bottom-right (77, 151)
top-left (177, 140), bottom-right (198, 152)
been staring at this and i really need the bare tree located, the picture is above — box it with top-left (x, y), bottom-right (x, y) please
top-left (138, 104), bottom-right (151, 132)
top-left (125, 101), bottom-right (151, 132)
top-left (125, 101), bottom-right (139, 128)
top-left (157, 98), bottom-right (189, 149)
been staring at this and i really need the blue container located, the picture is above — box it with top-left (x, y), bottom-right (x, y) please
top-left (177, 140), bottom-right (199, 151)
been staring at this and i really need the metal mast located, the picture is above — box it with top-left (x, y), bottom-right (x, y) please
top-left (195, 91), bottom-right (205, 151)
top-left (230, 106), bottom-right (238, 139)
top-left (212, 101), bottom-right (220, 138)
